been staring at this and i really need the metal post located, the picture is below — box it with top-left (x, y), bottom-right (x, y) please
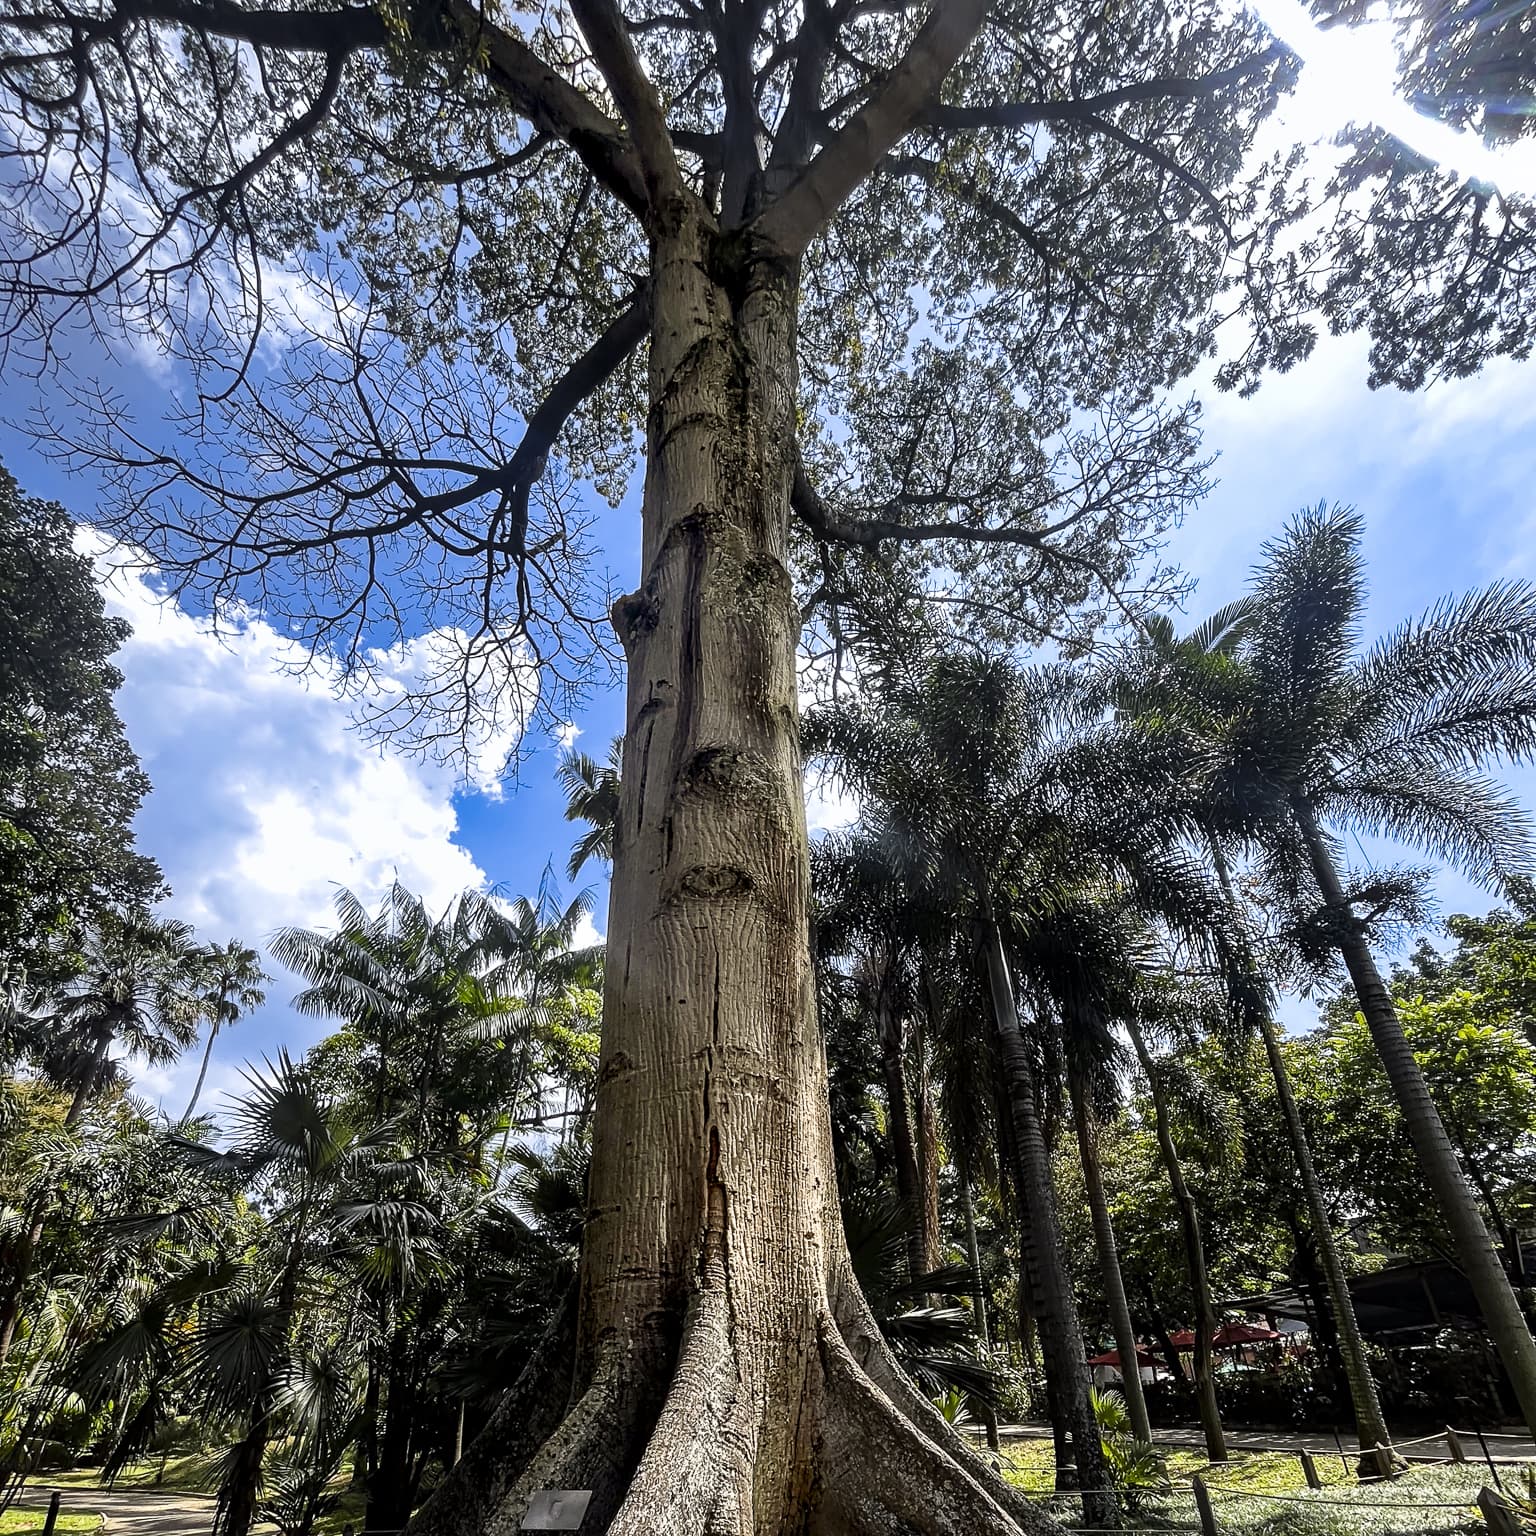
top-left (1473, 1425), bottom-right (1506, 1492)
top-left (1191, 1473), bottom-right (1219, 1536)
top-left (41, 1491), bottom-right (60, 1536)
top-left (1299, 1450), bottom-right (1323, 1490)
top-left (1330, 1426), bottom-right (1350, 1475)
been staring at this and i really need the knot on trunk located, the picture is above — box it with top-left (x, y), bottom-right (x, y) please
top-left (611, 590), bottom-right (660, 652)
top-left (680, 745), bottom-right (770, 798)
top-left (675, 864), bottom-right (755, 899)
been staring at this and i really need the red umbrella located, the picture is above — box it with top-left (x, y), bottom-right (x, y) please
top-left (1214, 1321), bottom-right (1282, 1347)
top-left (1086, 1347), bottom-right (1159, 1367)
top-left (1166, 1322), bottom-right (1282, 1351)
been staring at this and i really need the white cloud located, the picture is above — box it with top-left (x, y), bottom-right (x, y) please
top-left (804, 768), bottom-right (859, 837)
top-left (361, 626), bottom-right (539, 798)
top-left (85, 539), bottom-right (499, 1107)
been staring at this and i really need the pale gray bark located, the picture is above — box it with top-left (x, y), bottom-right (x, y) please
top-left (401, 196), bottom-right (1071, 1534)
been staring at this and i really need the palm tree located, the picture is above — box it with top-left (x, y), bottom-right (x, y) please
top-left (813, 832), bottom-right (946, 1286)
top-left (182, 942), bottom-right (268, 1122)
top-left (1197, 505), bottom-right (1536, 1433)
top-left (271, 882), bottom-right (594, 1149)
top-left (168, 1052), bottom-right (398, 1536)
top-left (811, 655), bottom-right (1244, 1507)
top-left (1124, 1010), bottom-right (1225, 1461)
top-left (557, 737), bottom-right (623, 879)
top-left (1112, 600), bottom-right (1396, 1456)
top-left (0, 911), bottom-right (202, 1366)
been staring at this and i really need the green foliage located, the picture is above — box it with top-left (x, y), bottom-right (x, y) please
top-left (0, 466), bottom-right (162, 976)
top-left (1320, 991), bottom-right (1536, 1260)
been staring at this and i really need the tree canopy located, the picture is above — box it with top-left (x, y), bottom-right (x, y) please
top-left (0, 465), bottom-right (162, 975)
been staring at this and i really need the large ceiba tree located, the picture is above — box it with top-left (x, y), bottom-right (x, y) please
top-left (3, 0), bottom-right (1533, 1528)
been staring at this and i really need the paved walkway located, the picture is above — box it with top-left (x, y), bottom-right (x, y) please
top-left (991, 1421), bottom-right (1536, 1461)
top-left (16, 1486), bottom-right (234, 1535)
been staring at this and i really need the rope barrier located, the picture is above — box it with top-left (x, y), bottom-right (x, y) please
top-left (1201, 1485), bottom-right (1483, 1509)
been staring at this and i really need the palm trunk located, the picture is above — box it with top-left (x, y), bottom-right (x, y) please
top-left (1206, 838), bottom-right (1391, 1452)
top-left (1067, 1063), bottom-right (1154, 1445)
top-left (877, 988), bottom-right (930, 1289)
top-left (1257, 1013), bottom-right (1391, 1452)
top-left (220, 1229), bottom-right (307, 1536)
top-left (983, 914), bottom-right (1114, 1520)
top-left (1296, 798), bottom-right (1536, 1437)
top-left (962, 1174), bottom-right (991, 1350)
top-left (1126, 1018), bottom-right (1227, 1462)
top-left (961, 1172), bottom-right (1001, 1452)
top-left (403, 207), bottom-right (1052, 1536)
top-left (914, 1014), bottom-right (943, 1279)
top-left (183, 1018), bottom-right (221, 1122)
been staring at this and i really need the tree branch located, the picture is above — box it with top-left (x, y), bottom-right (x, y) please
top-left (443, 0), bottom-right (649, 216)
top-left (919, 45), bottom-right (1285, 133)
top-left (3, 0), bottom-right (389, 54)
top-left (791, 455), bottom-right (1055, 551)
top-left (754, 0), bottom-right (987, 254)
top-left (568, 0), bottom-right (683, 206)
top-left (7, 0), bottom-right (651, 216)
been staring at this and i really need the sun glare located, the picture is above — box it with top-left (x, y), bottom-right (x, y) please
top-left (1249, 0), bottom-right (1536, 197)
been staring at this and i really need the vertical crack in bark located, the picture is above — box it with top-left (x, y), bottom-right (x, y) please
top-left (634, 707), bottom-right (656, 838)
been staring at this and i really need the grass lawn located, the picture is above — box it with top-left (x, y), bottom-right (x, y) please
top-left (1003, 1440), bottom-right (1496, 1533)
top-left (42, 1454), bottom-right (217, 1496)
top-left (0, 1510), bottom-right (102, 1535)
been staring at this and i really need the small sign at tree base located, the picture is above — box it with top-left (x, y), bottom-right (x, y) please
top-left (522, 1489), bottom-right (594, 1530)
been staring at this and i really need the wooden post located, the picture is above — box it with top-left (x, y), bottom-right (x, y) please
top-left (1298, 1450), bottom-right (1323, 1490)
top-left (1445, 1426), bottom-right (1467, 1463)
top-left (41, 1492), bottom-right (60, 1536)
top-left (1369, 1443), bottom-right (1395, 1481)
top-left (1477, 1486), bottom-right (1523, 1536)
top-left (1191, 1473), bottom-right (1219, 1536)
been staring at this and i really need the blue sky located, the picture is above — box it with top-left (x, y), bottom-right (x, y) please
top-left (5, 207), bottom-right (1536, 1117)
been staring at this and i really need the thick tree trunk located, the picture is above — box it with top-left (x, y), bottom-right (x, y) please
top-left (1067, 1066), bottom-right (1153, 1445)
top-left (1296, 801), bottom-right (1536, 1438)
top-left (983, 917), bottom-right (1114, 1520)
top-left (1125, 1019), bottom-right (1226, 1463)
top-left (403, 206), bottom-right (1058, 1536)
